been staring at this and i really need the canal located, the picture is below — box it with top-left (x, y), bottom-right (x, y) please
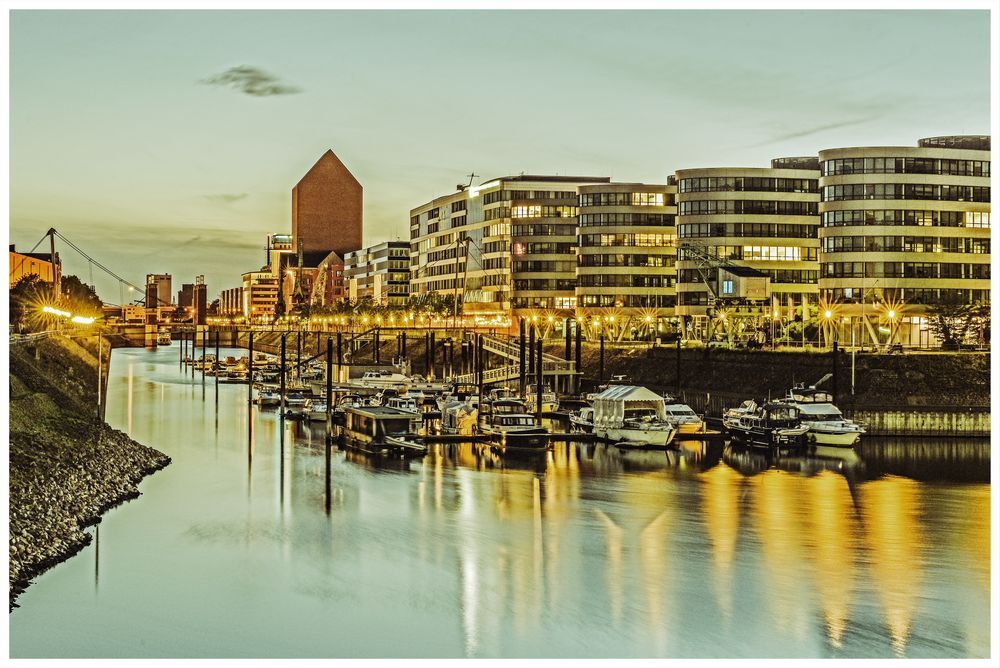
top-left (8, 346), bottom-right (991, 659)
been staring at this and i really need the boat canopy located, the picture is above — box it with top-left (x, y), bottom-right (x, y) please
top-left (592, 385), bottom-right (666, 429)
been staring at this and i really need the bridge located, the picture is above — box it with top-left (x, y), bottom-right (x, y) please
top-left (452, 334), bottom-right (575, 388)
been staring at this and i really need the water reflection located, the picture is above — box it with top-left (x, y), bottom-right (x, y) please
top-left (858, 476), bottom-right (924, 657)
top-left (7, 346), bottom-right (991, 660)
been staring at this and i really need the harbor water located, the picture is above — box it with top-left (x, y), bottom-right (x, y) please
top-left (8, 346), bottom-right (991, 658)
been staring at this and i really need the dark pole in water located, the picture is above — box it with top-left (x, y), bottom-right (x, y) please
top-left (280, 333), bottom-right (287, 416)
top-left (248, 331), bottom-right (255, 410)
top-left (476, 333), bottom-right (484, 399)
top-left (401, 331), bottom-right (407, 359)
top-left (326, 336), bottom-right (333, 441)
top-left (180, 330), bottom-right (184, 366)
top-left (832, 339), bottom-right (839, 406)
top-left (336, 332), bottom-right (343, 385)
top-left (296, 331), bottom-right (302, 383)
top-left (201, 326), bottom-right (207, 378)
top-left (215, 330), bottom-right (220, 375)
top-left (429, 332), bottom-right (435, 380)
top-left (599, 333), bottom-right (605, 384)
top-left (675, 337), bottom-right (681, 398)
top-left (528, 324), bottom-right (536, 376)
top-left (519, 318), bottom-right (526, 396)
top-left (574, 320), bottom-right (582, 396)
top-left (536, 338), bottom-right (543, 418)
top-left (564, 318), bottom-right (571, 361)
top-left (316, 331), bottom-right (321, 356)
top-left (375, 328), bottom-right (381, 364)
top-left (191, 331), bottom-right (195, 377)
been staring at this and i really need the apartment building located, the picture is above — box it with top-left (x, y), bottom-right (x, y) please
top-left (344, 241), bottom-right (410, 305)
top-left (817, 135), bottom-right (990, 346)
top-left (576, 181), bottom-right (678, 330)
top-left (674, 157), bottom-right (821, 337)
top-left (409, 175), bottom-right (609, 319)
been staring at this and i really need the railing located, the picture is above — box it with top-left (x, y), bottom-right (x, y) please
top-left (9, 331), bottom-right (57, 345)
top-left (480, 334), bottom-right (572, 367)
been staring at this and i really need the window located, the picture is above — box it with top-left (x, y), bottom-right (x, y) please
top-left (722, 280), bottom-right (734, 295)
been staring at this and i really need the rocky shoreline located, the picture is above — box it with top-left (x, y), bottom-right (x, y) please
top-left (9, 334), bottom-right (171, 610)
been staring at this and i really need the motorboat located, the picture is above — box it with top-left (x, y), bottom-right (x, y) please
top-left (525, 383), bottom-right (559, 413)
top-left (441, 398), bottom-right (479, 435)
top-left (778, 384), bottom-right (865, 447)
top-left (356, 369), bottom-right (413, 390)
top-left (591, 385), bottom-right (678, 447)
top-left (662, 397), bottom-right (705, 434)
top-left (723, 400), bottom-right (758, 431)
top-left (569, 406), bottom-right (595, 434)
top-left (306, 399), bottom-right (329, 422)
top-left (258, 389), bottom-right (281, 407)
top-left (157, 331), bottom-right (172, 345)
top-left (479, 398), bottom-right (548, 449)
top-left (725, 401), bottom-right (809, 449)
top-left (284, 392), bottom-right (307, 407)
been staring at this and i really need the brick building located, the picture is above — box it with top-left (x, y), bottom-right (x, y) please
top-left (291, 150), bottom-right (363, 260)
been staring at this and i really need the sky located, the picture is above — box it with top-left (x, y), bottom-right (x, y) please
top-left (7, 9), bottom-right (992, 304)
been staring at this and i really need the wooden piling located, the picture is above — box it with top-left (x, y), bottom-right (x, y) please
top-left (675, 337), bottom-right (681, 397)
top-left (429, 332), bottom-right (435, 380)
top-left (599, 333), bottom-right (605, 383)
top-left (248, 331), bottom-right (254, 409)
top-left (326, 336), bottom-right (333, 441)
top-left (528, 325), bottom-right (535, 375)
top-left (536, 338), bottom-right (543, 418)
top-left (574, 321), bottom-right (582, 395)
top-left (280, 333), bottom-right (287, 416)
top-left (519, 318), bottom-right (526, 396)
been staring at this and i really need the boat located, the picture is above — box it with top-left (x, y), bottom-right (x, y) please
top-left (356, 369), bottom-right (413, 391)
top-left (257, 389), bottom-right (281, 407)
top-left (157, 331), bottom-right (172, 345)
top-left (284, 392), bottom-right (307, 407)
top-left (569, 406), bottom-right (595, 434)
top-left (524, 383), bottom-right (559, 413)
top-left (725, 401), bottom-right (809, 449)
top-left (384, 433), bottom-right (428, 455)
top-left (590, 385), bottom-right (678, 447)
top-left (441, 398), bottom-right (479, 435)
top-left (306, 399), bottom-right (329, 422)
top-left (662, 397), bottom-right (705, 434)
top-left (722, 399), bottom-right (758, 430)
top-left (777, 384), bottom-right (865, 447)
top-left (338, 406), bottom-right (424, 456)
top-left (479, 398), bottom-right (549, 449)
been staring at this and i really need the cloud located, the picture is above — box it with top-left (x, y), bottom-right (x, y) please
top-left (203, 192), bottom-right (249, 204)
top-left (745, 116), bottom-right (879, 148)
top-left (201, 65), bottom-right (302, 97)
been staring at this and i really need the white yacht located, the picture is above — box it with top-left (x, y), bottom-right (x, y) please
top-left (779, 385), bottom-right (865, 447)
top-left (355, 369), bottom-right (412, 390)
top-left (569, 406), bottom-right (595, 434)
top-left (662, 397), bottom-right (705, 434)
top-left (591, 385), bottom-right (677, 447)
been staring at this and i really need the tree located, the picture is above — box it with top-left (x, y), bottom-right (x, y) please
top-left (61, 275), bottom-right (104, 315)
top-left (926, 296), bottom-right (982, 349)
top-left (9, 274), bottom-right (52, 332)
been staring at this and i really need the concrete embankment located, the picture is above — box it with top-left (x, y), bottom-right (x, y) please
top-left (8, 333), bottom-right (170, 609)
top-left (546, 341), bottom-right (990, 436)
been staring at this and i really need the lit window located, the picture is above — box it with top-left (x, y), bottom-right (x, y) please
top-left (722, 280), bottom-right (734, 295)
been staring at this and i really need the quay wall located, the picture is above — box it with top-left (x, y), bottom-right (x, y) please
top-left (8, 334), bottom-right (170, 609)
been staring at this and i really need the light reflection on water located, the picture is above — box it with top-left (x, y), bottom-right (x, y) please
top-left (7, 346), bottom-right (991, 659)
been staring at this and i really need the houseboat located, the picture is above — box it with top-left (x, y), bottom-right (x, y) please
top-left (338, 406), bottom-right (422, 456)
top-left (590, 385), bottom-right (677, 447)
top-left (524, 383), bottom-right (559, 414)
top-left (479, 398), bottom-right (548, 450)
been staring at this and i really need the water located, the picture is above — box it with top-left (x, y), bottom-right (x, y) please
top-left (8, 346), bottom-right (991, 659)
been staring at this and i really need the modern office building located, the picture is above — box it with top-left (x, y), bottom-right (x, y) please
top-left (344, 241), bottom-right (410, 306)
top-left (310, 251), bottom-right (345, 306)
top-left (9, 245), bottom-right (61, 289)
top-left (817, 135), bottom-right (990, 346)
top-left (291, 150), bottom-right (363, 260)
top-left (145, 273), bottom-right (173, 309)
top-left (241, 270), bottom-right (280, 322)
top-left (576, 181), bottom-right (678, 332)
top-left (409, 175), bottom-right (609, 321)
top-left (674, 158), bottom-right (821, 338)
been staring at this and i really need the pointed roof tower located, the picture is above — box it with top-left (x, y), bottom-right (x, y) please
top-left (291, 149), bottom-right (363, 261)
